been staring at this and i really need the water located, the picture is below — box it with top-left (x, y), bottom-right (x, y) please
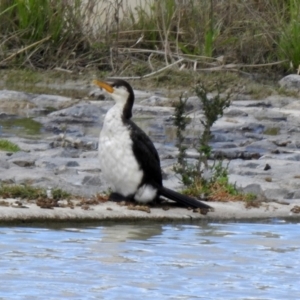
top-left (0, 117), bottom-right (43, 137)
top-left (0, 221), bottom-right (300, 299)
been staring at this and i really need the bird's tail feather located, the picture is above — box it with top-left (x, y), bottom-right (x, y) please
top-left (158, 187), bottom-right (211, 209)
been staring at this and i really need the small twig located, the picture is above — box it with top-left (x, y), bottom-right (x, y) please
top-left (130, 34), bottom-right (144, 48)
top-left (0, 36), bottom-right (51, 64)
top-left (179, 64), bottom-right (186, 70)
top-left (118, 48), bottom-right (218, 61)
top-left (196, 60), bottom-right (288, 71)
top-left (54, 67), bottom-right (73, 74)
top-left (148, 53), bottom-right (154, 71)
top-left (109, 47), bottom-right (115, 72)
top-left (193, 61), bottom-right (197, 71)
top-left (108, 58), bottom-right (184, 80)
top-left (21, 45), bottom-right (41, 68)
top-left (118, 48), bottom-right (288, 69)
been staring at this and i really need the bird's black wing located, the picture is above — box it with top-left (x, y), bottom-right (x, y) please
top-left (127, 120), bottom-right (211, 210)
top-left (126, 120), bottom-right (163, 187)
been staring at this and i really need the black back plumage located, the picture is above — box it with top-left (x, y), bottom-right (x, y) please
top-left (128, 120), bottom-right (163, 189)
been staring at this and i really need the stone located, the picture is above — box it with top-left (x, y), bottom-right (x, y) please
top-left (88, 88), bottom-right (106, 100)
top-left (279, 74), bottom-right (300, 91)
top-left (264, 188), bottom-right (290, 201)
top-left (140, 95), bottom-right (171, 106)
top-left (30, 94), bottom-right (74, 110)
top-left (184, 96), bottom-right (203, 111)
top-left (82, 175), bottom-right (102, 186)
top-left (0, 160), bottom-right (9, 169)
top-left (48, 103), bottom-right (103, 123)
top-left (0, 90), bottom-right (33, 102)
top-left (224, 108), bottom-right (248, 117)
top-left (242, 183), bottom-right (264, 197)
top-left (66, 161), bottom-right (80, 167)
top-left (11, 159), bottom-right (35, 167)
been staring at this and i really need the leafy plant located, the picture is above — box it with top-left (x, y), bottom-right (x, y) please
top-left (173, 81), bottom-right (252, 202)
top-left (195, 82), bottom-right (231, 172)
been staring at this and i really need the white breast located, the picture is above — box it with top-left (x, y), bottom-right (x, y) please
top-left (99, 104), bottom-right (143, 197)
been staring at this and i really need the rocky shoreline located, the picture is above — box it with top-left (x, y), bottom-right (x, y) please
top-left (1, 74), bottom-right (300, 222)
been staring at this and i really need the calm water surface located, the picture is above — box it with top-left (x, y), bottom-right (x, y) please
top-left (0, 221), bottom-right (300, 299)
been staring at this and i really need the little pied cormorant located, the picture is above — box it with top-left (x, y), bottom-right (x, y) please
top-left (93, 79), bottom-right (211, 210)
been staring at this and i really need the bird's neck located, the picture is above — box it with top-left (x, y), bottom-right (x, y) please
top-left (108, 102), bottom-right (123, 117)
top-left (109, 100), bottom-right (132, 121)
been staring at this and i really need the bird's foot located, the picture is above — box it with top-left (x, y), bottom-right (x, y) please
top-left (109, 192), bottom-right (134, 203)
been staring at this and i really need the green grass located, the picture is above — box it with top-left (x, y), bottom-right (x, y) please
top-left (0, 184), bottom-right (45, 199)
top-left (0, 139), bottom-right (20, 152)
top-left (0, 184), bottom-right (71, 200)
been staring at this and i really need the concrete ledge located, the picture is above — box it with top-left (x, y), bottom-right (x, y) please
top-left (1, 198), bottom-right (300, 224)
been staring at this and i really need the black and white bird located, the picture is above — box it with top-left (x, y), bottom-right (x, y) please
top-left (93, 79), bottom-right (211, 210)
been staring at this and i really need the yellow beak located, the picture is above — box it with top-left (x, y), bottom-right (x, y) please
top-left (92, 79), bottom-right (114, 93)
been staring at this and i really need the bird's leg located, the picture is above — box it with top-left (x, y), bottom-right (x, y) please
top-left (109, 192), bottom-right (134, 203)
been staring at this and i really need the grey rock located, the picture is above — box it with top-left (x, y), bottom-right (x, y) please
top-left (253, 110), bottom-right (287, 122)
top-left (0, 90), bottom-right (33, 102)
top-left (244, 162), bottom-right (260, 169)
top-left (66, 161), bottom-right (80, 167)
top-left (11, 159), bottom-right (35, 167)
top-left (211, 142), bottom-right (239, 149)
top-left (211, 132), bottom-right (242, 143)
top-left (241, 123), bottom-right (265, 134)
top-left (213, 148), bottom-right (262, 160)
top-left (54, 165), bottom-right (69, 174)
top-left (82, 175), bottom-right (101, 186)
top-left (286, 154), bottom-right (300, 161)
top-left (35, 160), bottom-right (57, 169)
top-left (79, 151), bottom-right (98, 159)
top-left (293, 190), bottom-right (300, 199)
top-left (245, 140), bottom-right (278, 153)
top-left (264, 188), bottom-right (290, 200)
top-left (133, 89), bottom-right (152, 100)
top-left (133, 105), bottom-right (174, 116)
top-left (184, 96), bottom-right (203, 111)
top-left (89, 88), bottom-right (106, 100)
top-left (242, 184), bottom-right (264, 197)
top-left (0, 160), bottom-right (9, 169)
top-left (279, 74), bottom-right (300, 91)
top-left (224, 108), bottom-right (248, 117)
top-left (30, 94), bottom-right (74, 110)
top-left (244, 132), bottom-right (264, 140)
top-left (284, 191), bottom-right (294, 199)
top-left (0, 90), bottom-right (35, 112)
top-left (50, 135), bottom-right (98, 151)
top-left (246, 101), bottom-right (272, 108)
top-left (48, 103), bottom-right (103, 123)
top-left (286, 141), bottom-right (300, 149)
top-left (140, 95), bottom-right (171, 106)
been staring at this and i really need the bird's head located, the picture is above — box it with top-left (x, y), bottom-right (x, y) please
top-left (92, 79), bottom-right (134, 119)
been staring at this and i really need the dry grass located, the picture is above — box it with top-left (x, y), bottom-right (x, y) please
top-left (0, 0), bottom-right (299, 75)
top-left (183, 178), bottom-right (253, 203)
